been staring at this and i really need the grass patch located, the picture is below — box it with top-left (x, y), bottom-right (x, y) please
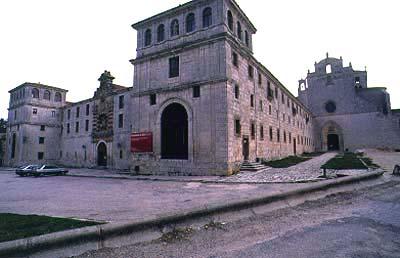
top-left (360, 156), bottom-right (380, 169)
top-left (0, 213), bottom-right (102, 243)
top-left (262, 156), bottom-right (311, 168)
top-left (321, 153), bottom-right (368, 170)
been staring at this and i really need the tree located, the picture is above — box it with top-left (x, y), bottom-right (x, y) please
top-left (0, 119), bottom-right (7, 134)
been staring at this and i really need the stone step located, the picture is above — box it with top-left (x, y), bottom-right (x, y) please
top-left (240, 162), bottom-right (267, 172)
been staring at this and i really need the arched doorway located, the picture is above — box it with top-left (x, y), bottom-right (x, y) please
top-left (322, 121), bottom-right (343, 152)
top-left (97, 142), bottom-right (107, 166)
top-left (161, 103), bottom-right (188, 160)
top-left (327, 134), bottom-right (339, 151)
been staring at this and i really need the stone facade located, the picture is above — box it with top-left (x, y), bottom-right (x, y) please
top-left (129, 0), bottom-right (315, 176)
top-left (4, 0), bottom-right (398, 174)
top-left (298, 54), bottom-right (400, 151)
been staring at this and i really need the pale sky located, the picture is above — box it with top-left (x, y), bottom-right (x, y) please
top-left (1, 0), bottom-right (399, 119)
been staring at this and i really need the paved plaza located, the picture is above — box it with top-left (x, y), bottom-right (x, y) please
top-left (0, 170), bottom-right (305, 223)
top-left (0, 150), bottom-right (396, 224)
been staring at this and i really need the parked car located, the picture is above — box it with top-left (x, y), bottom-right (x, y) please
top-left (15, 165), bottom-right (40, 176)
top-left (16, 165), bottom-right (68, 177)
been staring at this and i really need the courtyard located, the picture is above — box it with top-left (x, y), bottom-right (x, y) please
top-left (0, 150), bottom-right (395, 224)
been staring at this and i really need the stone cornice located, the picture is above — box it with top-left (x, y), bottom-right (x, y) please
top-left (130, 32), bottom-right (229, 65)
top-left (131, 77), bottom-right (228, 97)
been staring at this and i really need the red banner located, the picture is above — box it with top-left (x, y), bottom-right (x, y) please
top-left (131, 132), bottom-right (153, 153)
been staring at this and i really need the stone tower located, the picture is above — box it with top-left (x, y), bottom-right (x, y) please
top-left (6, 83), bottom-right (67, 166)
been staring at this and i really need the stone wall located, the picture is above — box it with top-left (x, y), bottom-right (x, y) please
top-left (225, 42), bottom-right (315, 173)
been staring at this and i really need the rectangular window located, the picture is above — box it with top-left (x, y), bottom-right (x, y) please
top-left (269, 105), bottom-right (272, 115)
top-left (282, 93), bottom-right (285, 104)
top-left (258, 72), bottom-right (262, 85)
top-left (289, 132), bottom-right (292, 144)
top-left (267, 82), bottom-right (273, 99)
top-left (38, 152), bottom-right (44, 160)
top-left (76, 107), bottom-right (80, 118)
top-left (234, 85), bottom-right (240, 99)
top-left (75, 122), bottom-right (79, 133)
top-left (169, 56), bottom-right (180, 78)
top-left (248, 65), bottom-right (254, 79)
top-left (120, 150), bottom-right (123, 159)
top-left (277, 128), bottom-right (280, 142)
top-left (86, 104), bottom-right (90, 116)
top-left (39, 137), bottom-right (45, 144)
top-left (259, 100), bottom-right (263, 112)
top-left (118, 114), bottom-right (124, 128)
top-left (232, 52), bottom-right (238, 67)
top-left (193, 86), bottom-right (200, 98)
top-left (14, 110), bottom-right (17, 121)
top-left (284, 131), bottom-right (287, 143)
top-left (234, 119), bottom-right (241, 136)
top-left (119, 95), bottom-right (124, 109)
top-left (40, 125), bottom-right (45, 131)
top-left (67, 109), bottom-right (71, 119)
top-left (251, 123), bottom-right (255, 140)
top-left (85, 120), bottom-right (89, 131)
top-left (260, 125), bottom-right (264, 140)
top-left (33, 108), bottom-right (38, 115)
top-left (150, 94), bottom-right (156, 105)
top-left (67, 123), bottom-right (70, 134)
top-left (269, 127), bottom-right (273, 141)
top-left (275, 88), bottom-right (278, 99)
top-left (250, 94), bottom-right (254, 107)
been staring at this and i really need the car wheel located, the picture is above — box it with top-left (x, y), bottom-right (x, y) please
top-left (394, 165), bottom-right (400, 175)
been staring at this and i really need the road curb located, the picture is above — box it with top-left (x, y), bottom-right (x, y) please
top-left (0, 170), bottom-right (384, 257)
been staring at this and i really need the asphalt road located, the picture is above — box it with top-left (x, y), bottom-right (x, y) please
top-left (74, 177), bottom-right (400, 258)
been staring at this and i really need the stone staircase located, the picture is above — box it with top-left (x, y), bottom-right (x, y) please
top-left (240, 161), bottom-right (267, 172)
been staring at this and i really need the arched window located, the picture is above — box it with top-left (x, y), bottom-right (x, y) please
top-left (227, 11), bottom-right (233, 31)
top-left (186, 13), bottom-right (195, 33)
top-left (170, 19), bottom-right (179, 37)
top-left (55, 92), bottom-right (62, 102)
top-left (326, 64), bottom-right (332, 74)
top-left (202, 7), bottom-right (212, 28)
top-left (32, 88), bottom-right (39, 99)
top-left (237, 22), bottom-right (242, 40)
top-left (44, 90), bottom-right (51, 100)
top-left (245, 31), bottom-right (249, 46)
top-left (144, 29), bottom-right (152, 46)
top-left (157, 24), bottom-right (165, 42)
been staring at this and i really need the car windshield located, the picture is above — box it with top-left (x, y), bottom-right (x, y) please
top-left (23, 165), bottom-right (39, 170)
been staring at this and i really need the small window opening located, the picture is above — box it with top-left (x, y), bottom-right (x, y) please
top-left (234, 85), bottom-right (240, 99)
top-left (326, 64), bottom-right (332, 74)
top-left (150, 94), bottom-right (157, 106)
top-left (250, 123), bottom-right (255, 140)
top-left (193, 86), bottom-right (200, 98)
top-left (235, 119), bottom-right (241, 136)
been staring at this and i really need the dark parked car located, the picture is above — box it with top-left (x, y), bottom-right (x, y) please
top-left (16, 165), bottom-right (68, 177)
top-left (15, 165), bottom-right (40, 176)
